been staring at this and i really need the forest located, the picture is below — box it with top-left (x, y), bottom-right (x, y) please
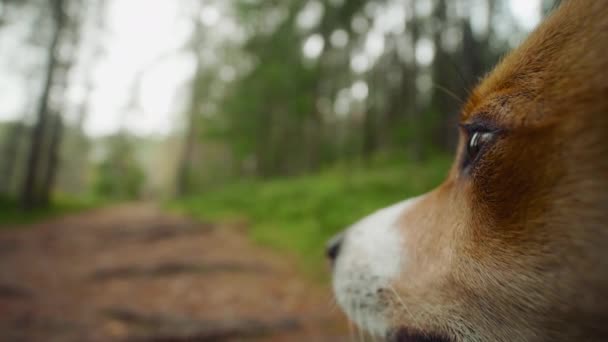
top-left (0, 1), bottom-right (557, 339)
top-left (0, 0), bottom-right (555, 258)
top-left (0, 0), bottom-right (555, 199)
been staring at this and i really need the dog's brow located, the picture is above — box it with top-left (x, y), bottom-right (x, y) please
top-left (461, 91), bottom-right (483, 121)
top-left (461, 114), bottom-right (504, 130)
top-left (461, 93), bottom-right (515, 124)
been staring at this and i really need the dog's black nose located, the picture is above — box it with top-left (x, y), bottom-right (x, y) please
top-left (326, 233), bottom-right (344, 263)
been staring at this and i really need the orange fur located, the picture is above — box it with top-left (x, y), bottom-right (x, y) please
top-left (384, 1), bottom-right (608, 340)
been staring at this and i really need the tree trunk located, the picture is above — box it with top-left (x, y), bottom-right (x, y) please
top-left (362, 110), bottom-right (376, 161)
top-left (461, 19), bottom-right (483, 89)
top-left (39, 113), bottom-right (63, 206)
top-left (407, 0), bottom-right (423, 162)
top-left (21, 0), bottom-right (65, 209)
top-left (176, 11), bottom-right (205, 196)
top-left (431, 0), bottom-right (460, 153)
top-left (176, 109), bottom-right (197, 197)
top-left (0, 123), bottom-right (24, 197)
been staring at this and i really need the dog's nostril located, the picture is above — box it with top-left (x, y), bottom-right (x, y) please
top-left (326, 233), bottom-right (344, 263)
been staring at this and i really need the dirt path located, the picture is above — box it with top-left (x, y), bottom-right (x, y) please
top-left (0, 204), bottom-right (351, 341)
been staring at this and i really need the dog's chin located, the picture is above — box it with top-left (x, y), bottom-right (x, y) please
top-left (387, 328), bottom-right (452, 342)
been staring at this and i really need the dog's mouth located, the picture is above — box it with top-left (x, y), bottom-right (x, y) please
top-left (387, 328), bottom-right (452, 342)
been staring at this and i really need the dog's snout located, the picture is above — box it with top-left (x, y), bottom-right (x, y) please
top-left (326, 233), bottom-right (344, 264)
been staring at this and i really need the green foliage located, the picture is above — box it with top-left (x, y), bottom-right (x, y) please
top-left (0, 194), bottom-right (101, 227)
top-left (171, 156), bottom-right (451, 277)
top-left (92, 135), bottom-right (145, 200)
top-left (93, 160), bottom-right (144, 199)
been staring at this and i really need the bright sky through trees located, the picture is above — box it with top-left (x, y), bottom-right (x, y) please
top-left (0, 0), bottom-right (541, 137)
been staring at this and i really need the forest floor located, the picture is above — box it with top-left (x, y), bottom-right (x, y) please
top-left (0, 203), bottom-right (353, 342)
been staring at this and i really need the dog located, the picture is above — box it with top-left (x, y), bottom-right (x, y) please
top-left (327, 1), bottom-right (608, 341)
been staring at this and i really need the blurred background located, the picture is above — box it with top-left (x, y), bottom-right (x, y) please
top-left (0, 0), bottom-right (556, 340)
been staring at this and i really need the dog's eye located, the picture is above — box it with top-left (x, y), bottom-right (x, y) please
top-left (467, 131), bottom-right (494, 163)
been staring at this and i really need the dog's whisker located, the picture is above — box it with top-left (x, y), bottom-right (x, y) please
top-left (432, 83), bottom-right (465, 105)
top-left (347, 310), bottom-right (355, 342)
top-left (354, 302), bottom-right (363, 342)
top-left (324, 292), bottom-right (340, 312)
top-left (388, 285), bottom-right (423, 330)
top-left (354, 299), bottom-right (365, 342)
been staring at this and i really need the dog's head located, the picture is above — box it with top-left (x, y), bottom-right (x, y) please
top-left (329, 1), bottom-right (608, 341)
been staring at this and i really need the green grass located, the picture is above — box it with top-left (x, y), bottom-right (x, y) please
top-left (171, 156), bottom-right (452, 278)
top-left (0, 195), bottom-right (103, 227)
